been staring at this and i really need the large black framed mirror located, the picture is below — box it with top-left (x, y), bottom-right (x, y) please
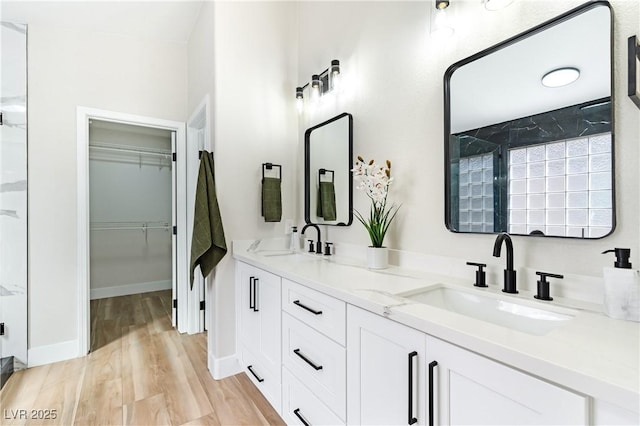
top-left (304, 112), bottom-right (353, 226)
top-left (444, 1), bottom-right (614, 239)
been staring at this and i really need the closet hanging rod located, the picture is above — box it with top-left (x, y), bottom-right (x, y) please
top-left (91, 220), bottom-right (169, 226)
top-left (90, 225), bottom-right (170, 231)
top-left (89, 142), bottom-right (171, 157)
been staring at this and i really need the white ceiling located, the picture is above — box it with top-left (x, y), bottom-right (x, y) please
top-left (0, 1), bottom-right (204, 44)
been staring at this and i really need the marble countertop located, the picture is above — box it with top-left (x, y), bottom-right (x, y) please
top-left (233, 240), bottom-right (640, 413)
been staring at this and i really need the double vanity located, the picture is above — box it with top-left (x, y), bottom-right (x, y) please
top-left (233, 240), bottom-right (639, 425)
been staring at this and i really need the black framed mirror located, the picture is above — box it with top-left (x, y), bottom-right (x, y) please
top-left (444, 1), bottom-right (614, 239)
top-left (304, 112), bottom-right (353, 226)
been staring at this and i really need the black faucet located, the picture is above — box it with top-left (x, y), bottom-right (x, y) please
top-left (301, 223), bottom-right (322, 254)
top-left (493, 233), bottom-right (517, 294)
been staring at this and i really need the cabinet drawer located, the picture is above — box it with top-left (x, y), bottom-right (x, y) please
top-left (240, 345), bottom-right (281, 415)
top-left (282, 279), bottom-right (346, 345)
top-left (282, 368), bottom-right (345, 426)
top-left (282, 313), bottom-right (346, 419)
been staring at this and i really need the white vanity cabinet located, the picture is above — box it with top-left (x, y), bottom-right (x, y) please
top-left (235, 261), bottom-right (282, 412)
top-left (233, 255), bottom-right (638, 425)
top-left (347, 305), bottom-right (428, 425)
top-left (427, 336), bottom-right (588, 425)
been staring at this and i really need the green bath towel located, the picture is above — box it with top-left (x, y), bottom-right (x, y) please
top-left (262, 177), bottom-right (282, 222)
top-left (317, 181), bottom-right (337, 221)
top-left (190, 151), bottom-right (227, 288)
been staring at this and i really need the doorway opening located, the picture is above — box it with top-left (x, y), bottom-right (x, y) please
top-left (88, 120), bottom-right (174, 350)
top-left (77, 107), bottom-right (188, 356)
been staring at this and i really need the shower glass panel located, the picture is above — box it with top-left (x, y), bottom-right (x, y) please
top-left (1, 22), bottom-right (28, 386)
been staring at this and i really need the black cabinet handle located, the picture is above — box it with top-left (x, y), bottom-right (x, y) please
top-left (293, 408), bottom-right (310, 426)
top-left (247, 365), bottom-right (264, 383)
top-left (293, 348), bottom-right (323, 371)
top-left (253, 278), bottom-right (260, 312)
top-left (429, 361), bottom-right (438, 426)
top-left (408, 351), bottom-right (418, 425)
top-left (293, 300), bottom-right (323, 315)
top-left (249, 277), bottom-right (255, 310)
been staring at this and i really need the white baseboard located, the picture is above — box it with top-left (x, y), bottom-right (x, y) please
top-left (28, 339), bottom-right (79, 367)
top-left (90, 280), bottom-right (172, 300)
top-left (209, 353), bottom-right (242, 380)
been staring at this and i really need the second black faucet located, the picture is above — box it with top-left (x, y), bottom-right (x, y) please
top-left (301, 223), bottom-right (322, 254)
top-left (493, 233), bottom-right (517, 294)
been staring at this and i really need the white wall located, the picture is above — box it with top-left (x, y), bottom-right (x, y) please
top-left (297, 0), bottom-right (640, 286)
top-left (27, 25), bottom-right (187, 350)
top-left (187, 2), bottom-right (298, 362)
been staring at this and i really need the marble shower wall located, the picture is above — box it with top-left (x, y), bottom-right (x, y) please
top-left (0, 22), bottom-right (28, 368)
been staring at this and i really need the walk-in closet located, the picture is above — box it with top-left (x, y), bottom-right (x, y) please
top-left (88, 120), bottom-right (175, 349)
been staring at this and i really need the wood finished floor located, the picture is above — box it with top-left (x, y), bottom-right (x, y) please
top-left (0, 290), bottom-right (284, 425)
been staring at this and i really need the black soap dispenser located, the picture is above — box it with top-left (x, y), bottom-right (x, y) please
top-left (601, 248), bottom-right (639, 322)
top-left (601, 248), bottom-right (632, 269)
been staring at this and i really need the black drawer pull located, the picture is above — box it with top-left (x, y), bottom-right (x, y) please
top-left (253, 278), bottom-right (260, 312)
top-left (247, 365), bottom-right (264, 383)
top-left (429, 360), bottom-right (438, 426)
top-left (293, 300), bottom-right (323, 315)
top-left (293, 408), bottom-right (311, 426)
top-left (408, 351), bottom-right (418, 425)
top-left (249, 277), bottom-right (255, 310)
top-left (293, 348), bottom-right (323, 371)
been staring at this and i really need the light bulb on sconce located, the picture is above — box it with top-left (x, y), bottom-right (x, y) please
top-left (310, 74), bottom-right (322, 103)
top-left (431, 0), bottom-right (454, 38)
top-left (295, 86), bottom-right (304, 113)
top-left (330, 59), bottom-right (341, 92)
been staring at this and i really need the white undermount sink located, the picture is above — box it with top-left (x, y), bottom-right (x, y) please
top-left (400, 285), bottom-right (576, 336)
top-left (254, 250), bottom-right (315, 260)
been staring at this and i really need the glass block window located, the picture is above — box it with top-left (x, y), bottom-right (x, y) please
top-left (508, 133), bottom-right (612, 237)
top-left (459, 154), bottom-right (494, 233)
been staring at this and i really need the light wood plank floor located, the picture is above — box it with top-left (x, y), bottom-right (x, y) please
top-left (0, 290), bottom-right (284, 425)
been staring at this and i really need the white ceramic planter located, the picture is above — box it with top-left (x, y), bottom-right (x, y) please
top-left (367, 246), bottom-right (389, 269)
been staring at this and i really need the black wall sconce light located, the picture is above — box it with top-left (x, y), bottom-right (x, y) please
top-left (295, 59), bottom-right (341, 113)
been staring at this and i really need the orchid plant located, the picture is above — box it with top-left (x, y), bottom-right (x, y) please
top-left (352, 156), bottom-right (400, 248)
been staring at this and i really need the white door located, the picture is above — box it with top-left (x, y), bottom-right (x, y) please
top-left (347, 305), bottom-right (427, 425)
top-left (427, 335), bottom-right (587, 425)
top-left (171, 131), bottom-right (177, 327)
top-left (255, 269), bottom-right (281, 372)
top-left (238, 263), bottom-right (260, 347)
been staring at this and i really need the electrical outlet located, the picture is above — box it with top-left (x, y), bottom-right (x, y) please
top-left (284, 219), bottom-right (294, 235)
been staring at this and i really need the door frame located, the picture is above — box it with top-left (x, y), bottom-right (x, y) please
top-left (76, 106), bottom-right (187, 356)
top-left (186, 95), bottom-right (211, 334)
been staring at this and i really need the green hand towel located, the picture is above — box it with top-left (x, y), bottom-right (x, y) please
top-left (262, 177), bottom-right (282, 222)
top-left (317, 181), bottom-right (337, 221)
top-left (190, 151), bottom-right (227, 288)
